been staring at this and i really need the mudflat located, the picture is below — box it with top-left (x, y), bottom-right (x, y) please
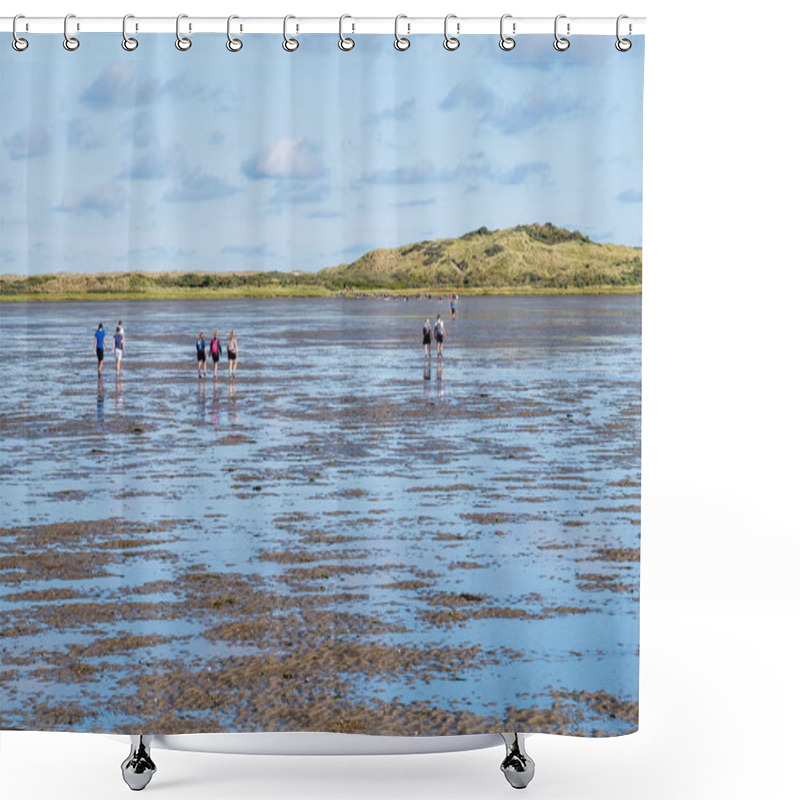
top-left (0, 295), bottom-right (640, 735)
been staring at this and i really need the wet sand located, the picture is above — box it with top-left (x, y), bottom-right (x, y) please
top-left (0, 295), bottom-right (640, 735)
top-left (1, 513), bottom-right (637, 735)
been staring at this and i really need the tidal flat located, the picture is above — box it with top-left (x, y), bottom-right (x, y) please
top-left (0, 295), bottom-right (640, 735)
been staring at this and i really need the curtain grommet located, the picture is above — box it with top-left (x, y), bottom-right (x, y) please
top-left (12, 15), bottom-right (29, 51)
top-left (226, 15), bottom-right (243, 52)
top-left (394, 15), bottom-right (410, 51)
top-left (121, 14), bottom-right (138, 51)
top-left (499, 14), bottom-right (516, 51)
top-left (554, 14), bottom-right (570, 51)
top-left (443, 14), bottom-right (460, 51)
top-left (338, 14), bottom-right (355, 51)
top-left (175, 14), bottom-right (192, 51)
top-left (63, 13), bottom-right (80, 51)
top-left (615, 15), bottom-right (632, 51)
top-left (283, 15), bottom-right (299, 52)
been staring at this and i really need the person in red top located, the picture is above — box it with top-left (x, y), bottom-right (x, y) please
top-left (209, 330), bottom-right (222, 379)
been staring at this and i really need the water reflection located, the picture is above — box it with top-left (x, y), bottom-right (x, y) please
top-left (211, 382), bottom-right (221, 429)
top-left (96, 378), bottom-right (105, 424)
top-left (228, 381), bottom-right (239, 423)
top-left (0, 296), bottom-right (641, 733)
top-left (114, 376), bottom-right (125, 413)
top-left (197, 379), bottom-right (206, 423)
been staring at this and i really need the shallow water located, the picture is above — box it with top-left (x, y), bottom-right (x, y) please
top-left (0, 295), bottom-right (640, 735)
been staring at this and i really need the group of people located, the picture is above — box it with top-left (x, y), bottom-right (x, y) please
top-left (196, 331), bottom-right (239, 378)
top-left (93, 310), bottom-right (451, 379)
top-left (92, 322), bottom-right (240, 379)
top-left (422, 315), bottom-right (447, 357)
top-left (334, 290), bottom-right (459, 317)
top-left (93, 321), bottom-right (125, 376)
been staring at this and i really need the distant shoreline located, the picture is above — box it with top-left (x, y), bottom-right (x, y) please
top-left (0, 223), bottom-right (642, 302)
top-left (0, 285), bottom-right (642, 303)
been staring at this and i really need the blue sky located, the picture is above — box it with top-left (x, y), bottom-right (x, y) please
top-left (0, 34), bottom-right (643, 274)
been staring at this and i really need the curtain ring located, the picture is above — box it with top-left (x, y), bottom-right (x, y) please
top-left (283, 15), bottom-right (299, 51)
top-left (339, 14), bottom-right (355, 51)
top-left (122, 14), bottom-right (138, 51)
top-left (394, 14), bottom-right (410, 51)
top-left (12, 15), bottom-right (28, 51)
top-left (443, 14), bottom-right (460, 51)
top-left (553, 14), bottom-right (570, 51)
top-left (176, 14), bottom-right (192, 51)
top-left (499, 14), bottom-right (515, 51)
top-left (63, 13), bottom-right (80, 51)
top-left (615, 15), bottom-right (632, 51)
top-left (227, 15), bottom-right (243, 51)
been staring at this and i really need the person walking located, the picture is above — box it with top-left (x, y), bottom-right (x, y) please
top-left (434, 315), bottom-right (446, 357)
top-left (227, 331), bottom-right (238, 377)
top-left (450, 295), bottom-right (457, 319)
top-left (196, 332), bottom-right (207, 378)
top-left (422, 318), bottom-right (432, 358)
top-left (93, 323), bottom-right (106, 376)
top-left (113, 325), bottom-right (125, 376)
top-left (209, 330), bottom-right (222, 379)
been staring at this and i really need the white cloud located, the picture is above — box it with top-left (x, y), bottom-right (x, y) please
top-left (57, 184), bottom-right (126, 217)
top-left (241, 137), bottom-right (324, 180)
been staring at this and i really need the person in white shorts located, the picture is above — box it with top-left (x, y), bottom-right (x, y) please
top-left (113, 325), bottom-right (125, 375)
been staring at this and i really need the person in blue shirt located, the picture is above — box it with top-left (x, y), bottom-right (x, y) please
top-left (196, 332), bottom-right (207, 378)
top-left (93, 323), bottom-right (106, 375)
top-left (113, 325), bottom-right (125, 376)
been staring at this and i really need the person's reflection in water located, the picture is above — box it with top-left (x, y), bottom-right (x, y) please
top-left (437, 359), bottom-right (445, 400)
top-left (114, 375), bottom-right (125, 414)
top-left (211, 381), bottom-right (221, 429)
top-left (96, 378), bottom-right (105, 424)
top-left (423, 362), bottom-right (431, 402)
top-left (228, 381), bottom-right (239, 423)
top-left (197, 379), bottom-right (207, 423)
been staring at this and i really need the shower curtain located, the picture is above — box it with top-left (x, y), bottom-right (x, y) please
top-left (0, 29), bottom-right (643, 738)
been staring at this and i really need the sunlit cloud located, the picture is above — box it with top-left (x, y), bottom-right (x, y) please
top-left (241, 138), bottom-right (324, 180)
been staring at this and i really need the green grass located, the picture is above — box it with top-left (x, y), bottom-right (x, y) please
top-left (0, 284), bottom-right (641, 303)
top-left (1, 222), bottom-right (642, 302)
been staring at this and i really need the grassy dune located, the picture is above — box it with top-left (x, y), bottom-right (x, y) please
top-left (320, 223), bottom-right (641, 289)
top-left (1, 223), bottom-right (642, 301)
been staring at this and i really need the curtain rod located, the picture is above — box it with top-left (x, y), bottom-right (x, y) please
top-left (0, 16), bottom-right (645, 36)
